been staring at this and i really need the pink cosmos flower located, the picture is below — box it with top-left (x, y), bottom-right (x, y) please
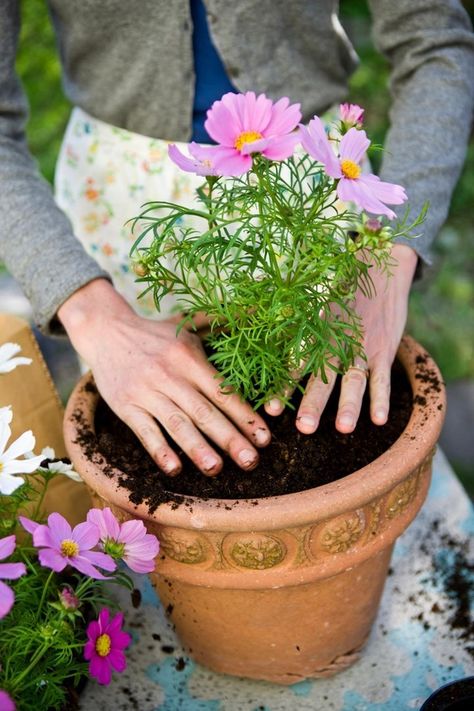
top-left (339, 103), bottom-right (364, 129)
top-left (0, 535), bottom-right (26, 619)
top-left (168, 142), bottom-right (220, 177)
top-left (0, 689), bottom-right (15, 711)
top-left (87, 507), bottom-right (159, 574)
top-left (200, 91), bottom-right (301, 176)
top-left (19, 512), bottom-right (116, 580)
top-left (300, 117), bottom-right (407, 219)
top-left (84, 608), bottom-right (131, 685)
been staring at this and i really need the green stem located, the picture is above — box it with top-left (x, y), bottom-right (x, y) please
top-left (254, 165), bottom-right (284, 284)
top-left (36, 569), bottom-right (55, 622)
top-left (9, 642), bottom-right (50, 690)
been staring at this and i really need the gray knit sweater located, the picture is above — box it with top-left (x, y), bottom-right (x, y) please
top-left (1, 0), bottom-right (473, 333)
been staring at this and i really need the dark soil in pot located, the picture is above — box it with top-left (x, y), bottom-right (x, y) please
top-left (73, 359), bottom-right (428, 512)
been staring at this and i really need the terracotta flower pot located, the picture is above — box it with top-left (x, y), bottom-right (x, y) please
top-left (63, 335), bottom-right (445, 684)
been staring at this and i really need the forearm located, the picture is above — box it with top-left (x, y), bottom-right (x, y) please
top-left (368, 0), bottom-right (474, 264)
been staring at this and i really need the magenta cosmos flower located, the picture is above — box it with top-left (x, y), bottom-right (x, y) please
top-left (0, 535), bottom-right (26, 619)
top-left (84, 608), bottom-right (132, 685)
top-left (0, 689), bottom-right (15, 711)
top-left (300, 116), bottom-right (407, 219)
top-left (87, 507), bottom-right (159, 574)
top-left (170, 91), bottom-right (301, 177)
top-left (19, 513), bottom-right (116, 580)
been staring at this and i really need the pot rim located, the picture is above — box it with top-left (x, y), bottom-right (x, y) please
top-left (63, 335), bottom-right (446, 530)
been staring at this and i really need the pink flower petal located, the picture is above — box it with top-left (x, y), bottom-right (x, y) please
top-left (0, 580), bottom-right (14, 618)
top-left (0, 689), bottom-right (15, 711)
top-left (118, 519), bottom-right (147, 544)
top-left (33, 524), bottom-right (56, 549)
top-left (261, 133), bottom-right (300, 161)
top-left (337, 177), bottom-right (396, 219)
top-left (240, 92), bottom-right (273, 133)
top-left (212, 147), bottom-right (252, 176)
top-left (47, 513), bottom-right (72, 547)
top-left (89, 655), bottom-right (112, 685)
top-left (0, 562), bottom-right (26, 580)
top-left (240, 137), bottom-right (270, 155)
top-left (0, 535), bottom-right (16, 560)
top-left (339, 127), bottom-right (370, 165)
top-left (70, 555), bottom-right (109, 580)
top-left (300, 118), bottom-right (341, 178)
top-left (72, 521), bottom-right (100, 550)
top-left (264, 97), bottom-right (301, 137)
top-left (123, 555), bottom-right (156, 574)
top-left (168, 144), bottom-right (218, 176)
top-left (86, 620), bottom-right (101, 642)
top-left (205, 96), bottom-right (240, 146)
top-left (359, 174), bottom-right (407, 204)
top-left (107, 649), bottom-right (127, 673)
top-left (38, 548), bottom-right (67, 573)
top-left (18, 516), bottom-right (39, 536)
top-left (82, 550), bottom-right (116, 572)
top-left (106, 611), bottom-right (124, 634)
top-left (98, 608), bottom-right (110, 629)
top-left (84, 639), bottom-right (95, 660)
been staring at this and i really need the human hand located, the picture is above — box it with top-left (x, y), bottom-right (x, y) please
top-left (58, 279), bottom-right (271, 476)
top-left (264, 244), bottom-right (419, 433)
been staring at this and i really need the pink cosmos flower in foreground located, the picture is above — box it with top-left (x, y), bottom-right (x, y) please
top-left (19, 512), bottom-right (116, 580)
top-left (87, 507), bottom-right (159, 574)
top-left (168, 141), bottom-right (220, 177)
top-left (339, 103), bottom-right (364, 129)
top-left (84, 608), bottom-right (131, 685)
top-left (198, 91), bottom-right (301, 176)
top-left (0, 535), bottom-right (26, 619)
top-left (0, 689), bottom-right (15, 711)
top-left (300, 117), bottom-right (407, 219)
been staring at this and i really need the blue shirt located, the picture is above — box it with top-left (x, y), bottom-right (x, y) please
top-left (191, 0), bottom-right (236, 142)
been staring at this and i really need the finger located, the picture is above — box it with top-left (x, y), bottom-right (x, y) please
top-left (336, 367), bottom-right (368, 433)
top-left (296, 367), bottom-right (338, 434)
top-left (171, 386), bottom-right (259, 471)
top-left (192, 363), bottom-right (271, 448)
top-left (369, 360), bottom-right (391, 425)
top-left (119, 406), bottom-right (182, 476)
top-left (264, 367), bottom-right (302, 417)
top-left (147, 393), bottom-right (224, 477)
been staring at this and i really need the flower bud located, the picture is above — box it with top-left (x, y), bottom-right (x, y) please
top-left (59, 586), bottom-right (80, 611)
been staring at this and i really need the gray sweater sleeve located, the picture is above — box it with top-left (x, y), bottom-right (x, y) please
top-left (368, 0), bottom-right (474, 264)
top-left (0, 0), bottom-right (110, 334)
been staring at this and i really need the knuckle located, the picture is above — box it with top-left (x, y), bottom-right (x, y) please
top-left (167, 411), bottom-right (188, 433)
top-left (192, 401), bottom-right (214, 426)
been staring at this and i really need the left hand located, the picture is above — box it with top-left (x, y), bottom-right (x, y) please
top-left (264, 244), bottom-right (419, 433)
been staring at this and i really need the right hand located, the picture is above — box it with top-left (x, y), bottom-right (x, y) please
top-left (58, 279), bottom-right (271, 476)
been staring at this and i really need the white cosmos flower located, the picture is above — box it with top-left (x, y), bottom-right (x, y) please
top-left (27, 446), bottom-right (83, 483)
top-left (0, 419), bottom-right (45, 495)
top-left (0, 343), bottom-right (32, 374)
top-left (0, 407), bottom-right (13, 425)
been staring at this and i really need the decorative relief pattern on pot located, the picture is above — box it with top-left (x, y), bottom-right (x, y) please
top-left (318, 510), bottom-right (365, 554)
top-left (386, 471), bottom-right (419, 519)
top-left (159, 528), bottom-right (208, 564)
top-left (223, 533), bottom-right (286, 569)
top-left (368, 501), bottom-right (382, 538)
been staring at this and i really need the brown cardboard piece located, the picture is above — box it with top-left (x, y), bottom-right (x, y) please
top-left (0, 313), bottom-right (91, 525)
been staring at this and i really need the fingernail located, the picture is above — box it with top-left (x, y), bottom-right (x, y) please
top-left (268, 398), bottom-right (281, 412)
top-left (202, 455), bottom-right (219, 471)
top-left (163, 460), bottom-right (179, 475)
top-left (299, 415), bottom-right (316, 430)
top-left (338, 414), bottom-right (354, 429)
top-left (254, 428), bottom-right (270, 445)
top-left (238, 449), bottom-right (257, 467)
top-left (374, 408), bottom-right (386, 422)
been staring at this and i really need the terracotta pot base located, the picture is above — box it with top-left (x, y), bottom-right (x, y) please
top-left (64, 336), bottom-right (445, 683)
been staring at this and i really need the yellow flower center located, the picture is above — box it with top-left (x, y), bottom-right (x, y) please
top-left (340, 159), bottom-right (361, 180)
top-left (60, 539), bottom-right (79, 557)
top-left (0, 462), bottom-right (3, 473)
top-left (95, 633), bottom-right (112, 657)
top-left (234, 131), bottom-right (263, 152)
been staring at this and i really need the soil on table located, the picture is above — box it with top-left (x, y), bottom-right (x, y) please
top-left (75, 359), bottom-right (422, 512)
